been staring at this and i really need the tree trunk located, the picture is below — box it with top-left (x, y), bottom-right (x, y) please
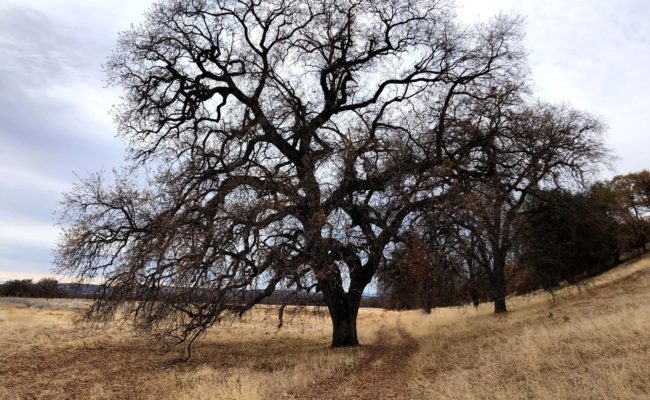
top-left (315, 256), bottom-right (375, 347)
top-left (329, 304), bottom-right (359, 347)
top-left (470, 286), bottom-right (480, 308)
top-left (641, 235), bottom-right (647, 253)
top-left (319, 278), bottom-right (363, 348)
top-left (467, 258), bottom-right (480, 308)
top-left (493, 292), bottom-right (507, 314)
top-left (492, 255), bottom-right (508, 314)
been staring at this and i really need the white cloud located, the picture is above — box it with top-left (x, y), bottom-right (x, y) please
top-left (0, 165), bottom-right (68, 193)
top-left (0, 219), bottom-right (59, 249)
top-left (457, 0), bottom-right (650, 176)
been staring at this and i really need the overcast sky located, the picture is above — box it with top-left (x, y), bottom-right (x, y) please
top-left (0, 0), bottom-right (649, 280)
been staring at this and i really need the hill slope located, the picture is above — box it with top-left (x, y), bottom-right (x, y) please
top-left (289, 254), bottom-right (650, 399)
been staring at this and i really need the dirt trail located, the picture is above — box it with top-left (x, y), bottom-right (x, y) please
top-left (293, 325), bottom-right (420, 400)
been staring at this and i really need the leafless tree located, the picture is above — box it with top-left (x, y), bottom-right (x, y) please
top-left (55, 0), bottom-right (524, 351)
top-left (438, 83), bottom-right (608, 313)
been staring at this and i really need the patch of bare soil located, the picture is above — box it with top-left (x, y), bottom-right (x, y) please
top-left (293, 325), bottom-right (419, 400)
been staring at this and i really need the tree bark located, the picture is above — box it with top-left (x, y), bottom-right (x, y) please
top-left (641, 235), bottom-right (647, 253)
top-left (493, 291), bottom-right (507, 314)
top-left (470, 286), bottom-right (480, 308)
top-left (468, 259), bottom-right (480, 308)
top-left (329, 303), bottom-right (359, 347)
top-left (319, 277), bottom-right (363, 347)
top-left (492, 254), bottom-right (508, 314)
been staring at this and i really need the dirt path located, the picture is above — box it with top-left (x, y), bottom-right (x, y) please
top-left (292, 324), bottom-right (420, 400)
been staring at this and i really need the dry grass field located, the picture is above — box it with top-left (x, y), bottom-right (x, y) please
top-left (2, 255), bottom-right (650, 399)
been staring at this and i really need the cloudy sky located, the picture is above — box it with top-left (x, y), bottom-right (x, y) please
top-left (0, 0), bottom-right (649, 280)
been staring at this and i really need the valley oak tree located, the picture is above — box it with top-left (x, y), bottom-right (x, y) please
top-left (381, 83), bottom-right (608, 314)
top-left (442, 91), bottom-right (607, 313)
top-left (56, 0), bottom-right (524, 350)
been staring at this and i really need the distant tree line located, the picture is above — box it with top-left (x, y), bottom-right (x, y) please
top-left (379, 170), bottom-right (650, 310)
top-left (0, 277), bottom-right (386, 309)
top-left (0, 279), bottom-right (66, 298)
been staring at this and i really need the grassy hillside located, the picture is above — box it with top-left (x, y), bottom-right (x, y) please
top-left (1, 255), bottom-right (650, 399)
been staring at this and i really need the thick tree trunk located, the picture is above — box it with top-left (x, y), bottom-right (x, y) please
top-left (313, 247), bottom-right (375, 347)
top-left (329, 304), bottom-right (359, 347)
top-left (492, 255), bottom-right (508, 314)
top-left (493, 292), bottom-right (507, 314)
top-left (319, 277), bottom-right (364, 348)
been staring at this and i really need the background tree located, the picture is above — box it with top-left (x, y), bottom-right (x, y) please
top-left (0, 279), bottom-right (65, 298)
top-left (432, 84), bottom-right (607, 313)
top-left (610, 171), bottom-right (650, 253)
top-left (0, 279), bottom-right (34, 297)
top-left (513, 187), bottom-right (619, 293)
top-left (35, 279), bottom-right (65, 298)
top-left (56, 0), bottom-right (524, 351)
top-left (378, 232), bottom-right (463, 312)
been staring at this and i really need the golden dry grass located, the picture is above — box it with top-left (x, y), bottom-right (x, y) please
top-left (402, 256), bottom-right (650, 399)
top-left (1, 254), bottom-right (650, 399)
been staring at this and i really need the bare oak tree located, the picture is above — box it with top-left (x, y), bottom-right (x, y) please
top-left (56, 0), bottom-right (524, 350)
top-left (439, 84), bottom-right (607, 313)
